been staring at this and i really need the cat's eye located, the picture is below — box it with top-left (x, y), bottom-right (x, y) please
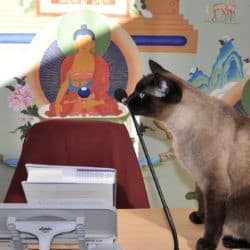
top-left (139, 92), bottom-right (145, 99)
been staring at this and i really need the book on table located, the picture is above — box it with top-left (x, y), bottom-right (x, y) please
top-left (22, 163), bottom-right (117, 206)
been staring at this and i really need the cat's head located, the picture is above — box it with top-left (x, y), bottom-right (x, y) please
top-left (127, 60), bottom-right (183, 119)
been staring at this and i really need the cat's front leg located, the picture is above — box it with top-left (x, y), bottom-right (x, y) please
top-left (196, 185), bottom-right (227, 250)
top-left (189, 184), bottom-right (205, 224)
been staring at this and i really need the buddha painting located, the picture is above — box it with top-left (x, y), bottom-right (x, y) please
top-left (26, 9), bottom-right (142, 121)
top-left (45, 24), bottom-right (121, 117)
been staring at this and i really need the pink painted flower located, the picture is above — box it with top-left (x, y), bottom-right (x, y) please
top-left (8, 85), bottom-right (33, 112)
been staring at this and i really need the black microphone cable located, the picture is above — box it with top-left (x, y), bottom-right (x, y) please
top-left (114, 88), bottom-right (179, 250)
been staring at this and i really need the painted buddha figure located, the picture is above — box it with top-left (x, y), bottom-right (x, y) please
top-left (46, 24), bottom-right (121, 117)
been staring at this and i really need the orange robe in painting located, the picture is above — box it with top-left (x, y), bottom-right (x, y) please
top-left (46, 54), bottom-right (121, 117)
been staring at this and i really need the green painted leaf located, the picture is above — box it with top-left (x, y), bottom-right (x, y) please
top-left (242, 79), bottom-right (250, 114)
top-left (14, 76), bottom-right (26, 86)
top-left (5, 85), bottom-right (15, 91)
top-left (185, 191), bottom-right (198, 200)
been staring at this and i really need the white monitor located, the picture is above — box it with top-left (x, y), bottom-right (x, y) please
top-left (0, 203), bottom-right (119, 250)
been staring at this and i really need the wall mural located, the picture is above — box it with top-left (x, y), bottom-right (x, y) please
top-left (0, 0), bottom-right (198, 53)
top-left (2, 2), bottom-right (249, 146)
top-left (0, 1), bottom-right (249, 206)
top-left (0, 0), bottom-right (198, 141)
top-left (5, 9), bottom-right (141, 139)
top-left (205, 0), bottom-right (238, 24)
top-left (36, 0), bottom-right (198, 52)
top-left (188, 35), bottom-right (250, 118)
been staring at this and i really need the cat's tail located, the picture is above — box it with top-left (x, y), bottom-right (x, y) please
top-left (222, 235), bottom-right (250, 249)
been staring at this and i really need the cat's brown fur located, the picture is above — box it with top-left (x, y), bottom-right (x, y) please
top-left (127, 60), bottom-right (250, 250)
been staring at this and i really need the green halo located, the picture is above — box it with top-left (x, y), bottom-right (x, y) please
top-left (242, 79), bottom-right (250, 114)
top-left (57, 9), bottom-right (111, 56)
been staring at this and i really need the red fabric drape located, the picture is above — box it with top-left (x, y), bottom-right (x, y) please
top-left (4, 119), bottom-right (149, 208)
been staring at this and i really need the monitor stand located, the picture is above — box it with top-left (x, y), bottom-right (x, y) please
top-left (7, 216), bottom-right (86, 250)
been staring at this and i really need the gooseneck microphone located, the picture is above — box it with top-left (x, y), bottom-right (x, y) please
top-left (114, 88), bottom-right (179, 250)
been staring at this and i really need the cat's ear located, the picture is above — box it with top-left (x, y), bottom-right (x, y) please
top-left (149, 60), bottom-right (169, 74)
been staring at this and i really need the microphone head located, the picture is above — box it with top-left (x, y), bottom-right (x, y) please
top-left (114, 88), bottom-right (128, 103)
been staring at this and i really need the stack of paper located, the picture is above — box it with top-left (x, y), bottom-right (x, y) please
top-left (22, 163), bottom-right (117, 206)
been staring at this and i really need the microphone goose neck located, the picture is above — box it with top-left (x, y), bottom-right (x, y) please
top-left (114, 88), bottom-right (128, 104)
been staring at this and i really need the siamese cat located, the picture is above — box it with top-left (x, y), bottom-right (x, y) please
top-left (127, 60), bottom-right (250, 250)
